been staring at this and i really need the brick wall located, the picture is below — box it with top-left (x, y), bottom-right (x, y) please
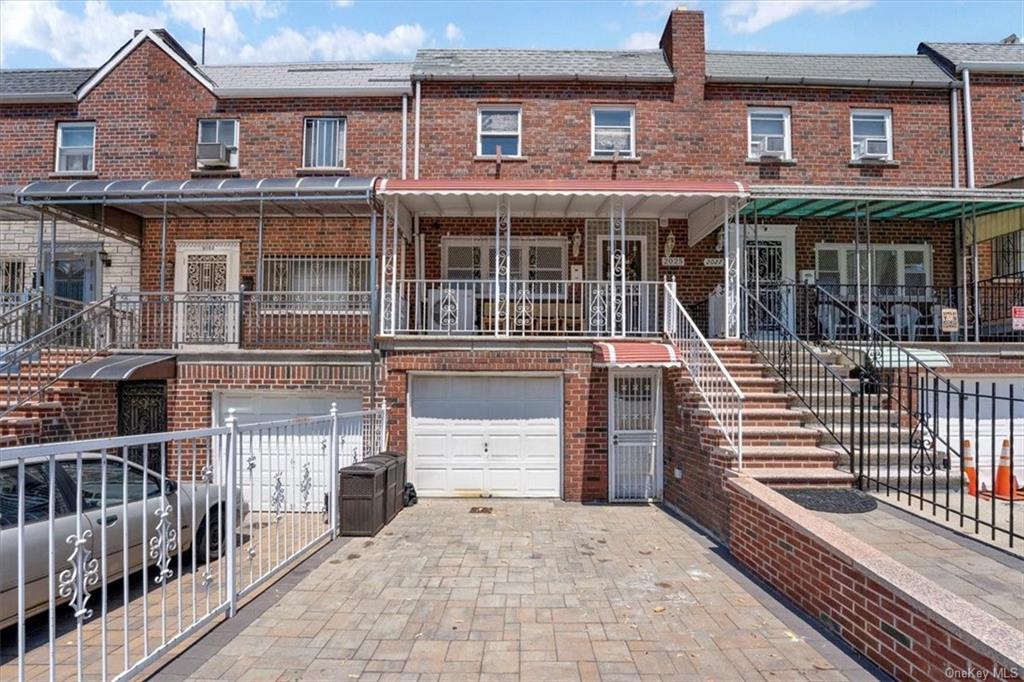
top-left (0, 218), bottom-right (139, 296)
top-left (941, 353), bottom-right (1024, 376)
top-left (728, 476), bottom-right (1022, 681)
top-left (382, 347), bottom-right (608, 502)
top-left (968, 74), bottom-right (1024, 188)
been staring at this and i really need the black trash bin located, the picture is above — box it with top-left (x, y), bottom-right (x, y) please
top-left (364, 455), bottom-right (399, 523)
top-left (339, 459), bottom-right (387, 536)
top-left (378, 451), bottom-right (407, 516)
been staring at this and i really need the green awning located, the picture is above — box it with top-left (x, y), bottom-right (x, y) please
top-left (742, 186), bottom-right (1024, 222)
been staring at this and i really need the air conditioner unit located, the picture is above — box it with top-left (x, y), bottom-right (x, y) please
top-left (751, 137), bottom-right (786, 159)
top-left (427, 287), bottom-right (475, 333)
top-left (196, 142), bottom-right (230, 168)
top-left (856, 138), bottom-right (889, 160)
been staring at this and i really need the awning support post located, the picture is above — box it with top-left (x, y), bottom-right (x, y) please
top-left (493, 196), bottom-right (511, 336)
top-left (379, 198), bottom-right (391, 335)
top-left (960, 203), bottom-right (969, 341)
top-left (369, 206), bottom-right (378, 348)
top-left (504, 197), bottom-right (512, 336)
top-left (608, 199), bottom-right (616, 337)
top-left (47, 214), bottom-right (56, 326)
top-left (971, 202), bottom-right (980, 341)
top-left (390, 196), bottom-right (400, 336)
top-left (722, 198), bottom-right (743, 339)
top-left (865, 203), bottom-right (873, 322)
top-left (255, 199), bottom-right (265, 293)
top-left (35, 211), bottom-right (44, 295)
top-left (618, 199), bottom-right (626, 338)
top-left (160, 199), bottom-right (168, 345)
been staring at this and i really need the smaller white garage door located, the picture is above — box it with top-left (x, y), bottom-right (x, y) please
top-left (410, 375), bottom-right (561, 497)
top-left (215, 393), bottom-right (362, 512)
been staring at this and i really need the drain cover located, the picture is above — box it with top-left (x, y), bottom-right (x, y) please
top-left (469, 506), bottom-right (493, 514)
top-left (779, 488), bottom-right (878, 514)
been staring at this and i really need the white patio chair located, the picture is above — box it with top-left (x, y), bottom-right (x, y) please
top-left (892, 303), bottom-right (921, 342)
top-left (817, 303), bottom-right (840, 340)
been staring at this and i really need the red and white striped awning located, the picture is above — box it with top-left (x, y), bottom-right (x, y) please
top-left (593, 341), bottom-right (680, 368)
top-left (377, 178), bottom-right (746, 220)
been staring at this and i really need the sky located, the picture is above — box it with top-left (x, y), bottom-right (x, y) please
top-left (1, 0), bottom-right (1022, 69)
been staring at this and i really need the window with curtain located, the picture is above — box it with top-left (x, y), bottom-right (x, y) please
top-left (477, 108), bottom-right (521, 157)
top-left (55, 122), bottom-right (96, 173)
top-left (303, 118), bottom-right (347, 168)
top-left (591, 107), bottom-right (635, 158)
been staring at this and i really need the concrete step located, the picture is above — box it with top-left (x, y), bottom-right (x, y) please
top-left (747, 468), bottom-right (856, 488)
top-left (726, 445), bottom-right (840, 468)
top-left (712, 424), bottom-right (822, 447)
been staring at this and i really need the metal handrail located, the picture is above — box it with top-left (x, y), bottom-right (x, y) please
top-left (663, 282), bottom-right (745, 466)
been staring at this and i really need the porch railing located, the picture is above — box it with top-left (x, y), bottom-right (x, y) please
top-left (663, 282), bottom-right (744, 466)
top-left (386, 279), bottom-right (664, 337)
top-left (112, 291), bottom-right (371, 351)
top-left (0, 405), bottom-right (385, 682)
top-left (0, 295), bottom-right (116, 418)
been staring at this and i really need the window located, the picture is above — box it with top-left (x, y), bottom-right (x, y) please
top-left (0, 464), bottom-right (72, 527)
top-left (60, 460), bottom-right (161, 509)
top-left (850, 109), bottom-right (892, 161)
top-left (261, 255), bottom-right (371, 312)
top-left (443, 238), bottom-right (566, 283)
top-left (477, 107), bottom-right (521, 157)
top-left (993, 229), bottom-right (1024, 278)
top-left (197, 118), bottom-right (239, 168)
top-left (55, 122), bottom-right (95, 173)
top-left (303, 117), bottom-right (347, 169)
top-left (0, 259), bottom-right (25, 294)
top-left (591, 107), bottom-right (635, 158)
top-left (815, 243), bottom-right (931, 294)
top-left (747, 107), bottom-right (791, 159)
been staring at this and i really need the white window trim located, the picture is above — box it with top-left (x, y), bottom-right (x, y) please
top-left (54, 122), bottom-right (96, 174)
top-left (302, 117), bottom-right (348, 169)
top-left (441, 236), bottom-right (567, 282)
top-left (814, 242), bottom-right (932, 289)
top-left (197, 118), bottom-right (240, 168)
top-left (850, 108), bottom-right (893, 161)
top-left (590, 106), bottom-right (636, 158)
top-left (476, 106), bottom-right (522, 158)
top-left (746, 107), bottom-right (791, 160)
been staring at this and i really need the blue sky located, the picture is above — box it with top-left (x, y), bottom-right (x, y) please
top-left (1, 1), bottom-right (1022, 69)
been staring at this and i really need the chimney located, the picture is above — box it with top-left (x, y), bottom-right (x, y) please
top-left (659, 7), bottom-right (705, 105)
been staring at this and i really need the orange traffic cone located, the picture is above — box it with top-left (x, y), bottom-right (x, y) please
top-left (962, 440), bottom-right (978, 497)
top-left (984, 439), bottom-right (1021, 501)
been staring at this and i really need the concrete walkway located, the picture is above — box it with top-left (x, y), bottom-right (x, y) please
top-left (821, 501), bottom-right (1024, 633)
top-left (161, 500), bottom-right (880, 681)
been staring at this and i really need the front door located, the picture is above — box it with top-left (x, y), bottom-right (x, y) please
top-left (608, 370), bottom-right (661, 501)
top-left (744, 226), bottom-right (796, 332)
top-left (174, 241), bottom-right (240, 348)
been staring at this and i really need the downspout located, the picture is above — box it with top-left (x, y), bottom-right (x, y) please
top-left (950, 86), bottom-right (960, 188)
top-left (413, 80), bottom-right (421, 180)
top-left (401, 93), bottom-right (408, 180)
top-left (962, 69), bottom-right (975, 188)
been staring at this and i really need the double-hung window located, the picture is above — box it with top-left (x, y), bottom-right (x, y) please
top-left (303, 117), bottom-right (347, 169)
top-left (850, 109), bottom-right (892, 161)
top-left (591, 107), bottom-right (635, 158)
top-left (197, 118), bottom-right (239, 168)
top-left (747, 107), bottom-right (790, 159)
top-left (55, 122), bottom-right (96, 173)
top-left (477, 107), bottom-right (521, 157)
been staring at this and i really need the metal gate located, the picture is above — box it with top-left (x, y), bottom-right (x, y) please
top-left (746, 238), bottom-right (792, 331)
top-left (117, 380), bottom-right (168, 471)
top-left (609, 370), bottom-right (661, 501)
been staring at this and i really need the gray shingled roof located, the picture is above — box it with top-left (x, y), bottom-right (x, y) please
top-left (202, 61), bottom-right (413, 93)
top-left (0, 68), bottom-right (94, 99)
top-left (918, 42), bottom-right (1024, 71)
top-left (412, 49), bottom-right (674, 82)
top-left (706, 51), bottom-right (954, 87)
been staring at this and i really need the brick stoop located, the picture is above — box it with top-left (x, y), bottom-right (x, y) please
top-left (703, 339), bottom-right (855, 489)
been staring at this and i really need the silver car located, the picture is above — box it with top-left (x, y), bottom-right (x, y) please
top-left (0, 453), bottom-right (247, 629)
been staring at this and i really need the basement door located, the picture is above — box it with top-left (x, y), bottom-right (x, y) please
top-left (608, 369), bottom-right (662, 502)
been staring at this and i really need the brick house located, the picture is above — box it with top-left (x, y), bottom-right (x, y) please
top-left (0, 10), bottom-right (1021, 504)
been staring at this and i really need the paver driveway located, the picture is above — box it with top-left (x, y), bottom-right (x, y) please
top-left (170, 499), bottom-right (877, 681)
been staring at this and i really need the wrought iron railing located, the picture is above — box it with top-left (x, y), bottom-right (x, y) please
top-left (111, 291), bottom-right (372, 351)
top-left (0, 295), bottom-right (116, 418)
top-left (663, 282), bottom-right (745, 466)
top-left (0, 405), bottom-right (385, 681)
top-left (386, 279), bottom-right (664, 337)
top-left (0, 294), bottom-right (88, 348)
top-left (742, 284), bottom-right (859, 470)
top-left (782, 283), bottom-right (1021, 550)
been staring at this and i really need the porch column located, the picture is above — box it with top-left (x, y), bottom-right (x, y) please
top-left (959, 203), bottom-right (970, 340)
top-left (378, 197), bottom-right (396, 335)
top-left (255, 199), bottom-right (265, 292)
top-left (608, 197), bottom-right (625, 337)
top-left (35, 210), bottom-right (44, 294)
top-left (865, 203), bottom-right (873, 322)
top-left (160, 200), bottom-right (169, 344)
top-left (390, 196), bottom-right (400, 335)
top-left (723, 198), bottom-right (743, 339)
top-left (493, 195), bottom-right (511, 335)
top-left (971, 202), bottom-right (980, 341)
top-left (369, 206), bottom-right (378, 343)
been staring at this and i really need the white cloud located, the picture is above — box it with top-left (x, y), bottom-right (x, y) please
top-left (215, 23), bottom-right (427, 64)
top-left (334, 0), bottom-right (354, 6)
top-left (0, 0), bottom-right (166, 67)
top-left (445, 22), bottom-right (464, 42)
top-left (165, 0), bottom-right (280, 45)
top-left (721, 0), bottom-right (873, 34)
top-left (620, 31), bottom-right (661, 49)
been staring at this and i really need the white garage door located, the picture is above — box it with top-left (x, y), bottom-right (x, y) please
top-left (409, 375), bottom-right (561, 497)
top-left (215, 392), bottom-right (362, 511)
